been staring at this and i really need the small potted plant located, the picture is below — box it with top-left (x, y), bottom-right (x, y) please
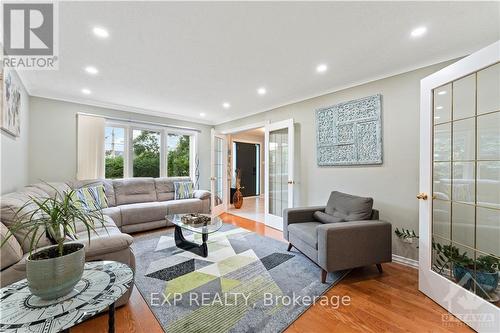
top-left (433, 242), bottom-right (499, 300)
top-left (1, 185), bottom-right (107, 300)
top-left (474, 255), bottom-right (500, 297)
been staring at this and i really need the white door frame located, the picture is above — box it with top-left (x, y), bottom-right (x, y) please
top-left (264, 118), bottom-right (294, 230)
top-left (419, 41), bottom-right (499, 332)
top-left (218, 121), bottom-right (268, 217)
top-left (211, 129), bottom-right (228, 216)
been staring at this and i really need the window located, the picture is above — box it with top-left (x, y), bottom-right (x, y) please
top-left (104, 122), bottom-right (196, 179)
top-left (133, 129), bottom-right (161, 177)
top-left (105, 126), bottom-right (125, 178)
top-left (167, 133), bottom-right (190, 177)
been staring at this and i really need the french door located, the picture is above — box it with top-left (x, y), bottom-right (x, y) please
top-left (419, 41), bottom-right (499, 332)
top-left (264, 119), bottom-right (294, 230)
top-left (211, 130), bottom-right (227, 216)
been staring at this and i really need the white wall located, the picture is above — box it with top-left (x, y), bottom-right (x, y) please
top-left (28, 97), bottom-right (213, 190)
top-left (216, 59), bottom-right (457, 260)
top-left (1, 71), bottom-right (30, 194)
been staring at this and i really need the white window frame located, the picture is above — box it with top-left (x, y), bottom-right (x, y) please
top-left (104, 120), bottom-right (197, 179)
top-left (104, 122), bottom-right (129, 178)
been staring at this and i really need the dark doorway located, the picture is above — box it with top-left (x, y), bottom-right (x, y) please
top-left (235, 142), bottom-right (259, 197)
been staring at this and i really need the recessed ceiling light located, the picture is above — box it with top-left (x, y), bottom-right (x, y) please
top-left (436, 106), bottom-right (443, 110)
top-left (316, 64), bottom-right (328, 73)
top-left (200, 112), bottom-right (206, 117)
top-left (81, 88), bottom-right (91, 95)
top-left (222, 102), bottom-right (231, 109)
top-left (93, 26), bottom-right (109, 38)
top-left (257, 87), bottom-right (267, 95)
top-left (410, 26), bottom-right (427, 38)
top-left (84, 66), bottom-right (99, 75)
top-left (437, 91), bottom-right (447, 95)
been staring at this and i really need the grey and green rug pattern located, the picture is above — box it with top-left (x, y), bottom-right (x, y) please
top-left (132, 225), bottom-right (347, 333)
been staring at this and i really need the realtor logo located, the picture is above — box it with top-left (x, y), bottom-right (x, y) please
top-left (2, 2), bottom-right (58, 69)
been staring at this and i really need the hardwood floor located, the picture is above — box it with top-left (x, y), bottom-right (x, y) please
top-left (72, 213), bottom-right (473, 333)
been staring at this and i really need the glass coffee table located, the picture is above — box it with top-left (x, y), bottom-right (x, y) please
top-left (166, 214), bottom-right (223, 258)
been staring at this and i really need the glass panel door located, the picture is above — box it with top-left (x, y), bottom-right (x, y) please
top-left (420, 44), bottom-right (500, 332)
top-left (211, 131), bottom-right (227, 216)
top-left (431, 63), bottom-right (500, 304)
top-left (265, 119), bottom-right (294, 230)
top-left (269, 128), bottom-right (288, 217)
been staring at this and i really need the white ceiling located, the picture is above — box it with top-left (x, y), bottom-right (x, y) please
top-left (19, 1), bottom-right (500, 125)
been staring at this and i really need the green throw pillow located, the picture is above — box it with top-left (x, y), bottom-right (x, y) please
top-left (71, 185), bottom-right (108, 211)
top-left (174, 182), bottom-right (194, 200)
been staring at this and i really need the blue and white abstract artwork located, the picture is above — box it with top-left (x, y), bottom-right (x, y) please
top-left (316, 94), bottom-right (383, 166)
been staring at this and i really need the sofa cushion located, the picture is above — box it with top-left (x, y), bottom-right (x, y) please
top-left (154, 177), bottom-right (190, 201)
top-left (102, 207), bottom-right (122, 228)
top-left (113, 178), bottom-right (157, 205)
top-left (166, 198), bottom-right (202, 215)
top-left (0, 188), bottom-right (53, 252)
top-left (6, 225), bottom-right (133, 275)
top-left (0, 222), bottom-right (23, 270)
top-left (71, 185), bottom-right (108, 211)
top-left (193, 189), bottom-right (211, 200)
top-left (120, 201), bottom-right (169, 226)
top-left (325, 191), bottom-right (373, 222)
top-left (26, 182), bottom-right (71, 198)
top-left (288, 222), bottom-right (321, 249)
top-left (313, 211), bottom-right (344, 223)
top-left (67, 179), bottom-right (116, 207)
top-left (74, 225), bottom-right (133, 258)
top-left (174, 181), bottom-right (194, 200)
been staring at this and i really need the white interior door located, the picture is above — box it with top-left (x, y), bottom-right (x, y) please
top-left (265, 119), bottom-right (294, 230)
top-left (211, 129), bottom-right (227, 216)
top-left (419, 41), bottom-right (499, 332)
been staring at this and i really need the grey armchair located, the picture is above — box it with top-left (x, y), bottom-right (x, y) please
top-left (283, 191), bottom-right (392, 283)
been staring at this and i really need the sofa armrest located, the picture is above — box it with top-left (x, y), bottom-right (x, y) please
top-left (283, 206), bottom-right (325, 240)
top-left (317, 220), bottom-right (392, 271)
top-left (193, 190), bottom-right (210, 200)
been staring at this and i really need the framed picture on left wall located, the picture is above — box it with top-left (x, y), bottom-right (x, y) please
top-left (1, 69), bottom-right (22, 137)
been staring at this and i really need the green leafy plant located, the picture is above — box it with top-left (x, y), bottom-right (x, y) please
top-left (1, 185), bottom-right (107, 258)
top-left (432, 242), bottom-right (499, 274)
top-left (432, 242), bottom-right (473, 273)
top-left (395, 228), bottom-right (419, 240)
top-left (475, 255), bottom-right (500, 273)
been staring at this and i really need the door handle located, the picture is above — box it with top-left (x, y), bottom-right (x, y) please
top-left (210, 177), bottom-right (216, 181)
top-left (416, 193), bottom-right (428, 200)
top-left (287, 180), bottom-right (295, 184)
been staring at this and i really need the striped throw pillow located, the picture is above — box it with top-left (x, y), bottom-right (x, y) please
top-left (174, 182), bottom-right (194, 200)
top-left (71, 185), bottom-right (108, 211)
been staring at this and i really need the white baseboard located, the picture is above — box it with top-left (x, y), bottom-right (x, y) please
top-left (392, 254), bottom-right (419, 269)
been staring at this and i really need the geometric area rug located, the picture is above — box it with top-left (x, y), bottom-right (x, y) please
top-left (132, 224), bottom-right (348, 333)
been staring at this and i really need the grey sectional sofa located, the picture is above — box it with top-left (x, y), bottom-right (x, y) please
top-left (0, 176), bottom-right (210, 305)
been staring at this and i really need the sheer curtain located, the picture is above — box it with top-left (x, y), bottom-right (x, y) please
top-left (77, 114), bottom-right (105, 180)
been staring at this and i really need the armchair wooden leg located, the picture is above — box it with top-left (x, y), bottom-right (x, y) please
top-left (287, 243), bottom-right (293, 251)
top-left (376, 264), bottom-right (383, 273)
top-left (321, 269), bottom-right (327, 283)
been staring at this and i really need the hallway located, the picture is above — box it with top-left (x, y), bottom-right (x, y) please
top-left (227, 195), bottom-right (265, 223)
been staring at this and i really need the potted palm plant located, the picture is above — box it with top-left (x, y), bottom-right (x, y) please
top-left (433, 242), bottom-right (499, 299)
top-left (1, 185), bottom-right (107, 300)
